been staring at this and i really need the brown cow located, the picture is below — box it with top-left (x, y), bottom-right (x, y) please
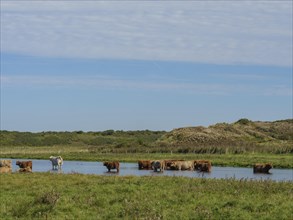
top-left (152, 160), bottom-right (165, 172)
top-left (138, 160), bottom-right (153, 170)
top-left (253, 163), bottom-right (272, 174)
top-left (0, 167), bottom-right (12, 173)
top-left (16, 161), bottom-right (32, 170)
top-left (194, 160), bottom-right (212, 172)
top-left (170, 160), bottom-right (194, 171)
top-left (0, 160), bottom-right (12, 168)
top-left (103, 161), bottom-right (120, 172)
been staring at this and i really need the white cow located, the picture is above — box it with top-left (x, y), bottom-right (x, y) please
top-left (49, 156), bottom-right (63, 170)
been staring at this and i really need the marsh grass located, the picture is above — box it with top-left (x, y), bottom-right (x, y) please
top-left (0, 173), bottom-right (292, 219)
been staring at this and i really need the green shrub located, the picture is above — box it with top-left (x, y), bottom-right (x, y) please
top-left (235, 118), bottom-right (251, 125)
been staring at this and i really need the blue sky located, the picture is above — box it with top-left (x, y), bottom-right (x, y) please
top-left (1, 1), bottom-right (292, 131)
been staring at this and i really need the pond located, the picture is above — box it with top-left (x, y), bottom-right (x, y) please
top-left (3, 158), bottom-right (293, 182)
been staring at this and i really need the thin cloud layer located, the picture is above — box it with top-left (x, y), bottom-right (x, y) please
top-left (1, 1), bottom-right (292, 66)
top-left (2, 74), bottom-right (291, 96)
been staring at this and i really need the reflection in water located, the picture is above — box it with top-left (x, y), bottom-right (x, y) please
top-left (4, 159), bottom-right (293, 182)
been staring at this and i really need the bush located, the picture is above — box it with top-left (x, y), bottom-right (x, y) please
top-left (236, 118), bottom-right (251, 125)
top-left (37, 190), bottom-right (60, 206)
top-left (102, 130), bottom-right (115, 136)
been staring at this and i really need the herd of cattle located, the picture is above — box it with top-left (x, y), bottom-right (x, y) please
top-left (137, 160), bottom-right (212, 172)
top-left (102, 160), bottom-right (211, 173)
top-left (104, 160), bottom-right (273, 174)
top-left (103, 160), bottom-right (212, 173)
top-left (0, 157), bottom-right (273, 174)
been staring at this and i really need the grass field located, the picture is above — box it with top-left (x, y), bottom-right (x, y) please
top-left (0, 173), bottom-right (292, 220)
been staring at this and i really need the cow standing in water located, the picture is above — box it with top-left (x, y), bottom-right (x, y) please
top-left (0, 160), bottom-right (12, 173)
top-left (194, 160), bottom-right (212, 172)
top-left (16, 161), bottom-right (32, 169)
top-left (253, 163), bottom-right (272, 174)
top-left (49, 156), bottom-right (63, 170)
top-left (16, 161), bottom-right (33, 172)
top-left (103, 161), bottom-right (120, 173)
top-left (138, 160), bottom-right (153, 170)
top-left (170, 160), bottom-right (194, 171)
top-left (152, 160), bottom-right (165, 172)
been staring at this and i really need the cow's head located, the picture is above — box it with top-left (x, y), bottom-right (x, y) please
top-left (169, 161), bottom-right (177, 169)
top-left (154, 161), bottom-right (161, 168)
top-left (265, 163), bottom-right (273, 170)
top-left (16, 161), bottom-right (21, 166)
top-left (103, 162), bottom-right (109, 166)
top-left (201, 163), bottom-right (209, 170)
top-left (164, 161), bottom-right (169, 165)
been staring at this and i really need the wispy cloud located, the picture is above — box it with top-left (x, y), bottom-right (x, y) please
top-left (2, 74), bottom-right (291, 97)
top-left (0, 75), bottom-right (227, 95)
top-left (1, 1), bottom-right (292, 66)
top-left (209, 73), bottom-right (267, 80)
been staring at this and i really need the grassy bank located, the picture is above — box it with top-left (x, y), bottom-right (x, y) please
top-left (1, 145), bottom-right (292, 168)
top-left (0, 173), bottom-right (292, 219)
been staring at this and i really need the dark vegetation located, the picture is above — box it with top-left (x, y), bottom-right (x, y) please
top-left (1, 119), bottom-right (292, 154)
top-left (0, 130), bottom-right (165, 153)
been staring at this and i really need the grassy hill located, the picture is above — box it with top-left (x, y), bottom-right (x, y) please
top-left (1, 119), bottom-right (292, 154)
top-left (157, 119), bottom-right (293, 154)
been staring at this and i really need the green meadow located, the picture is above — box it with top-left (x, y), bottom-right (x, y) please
top-left (0, 173), bottom-right (292, 220)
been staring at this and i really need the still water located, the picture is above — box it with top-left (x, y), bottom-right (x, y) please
top-left (4, 159), bottom-right (293, 182)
